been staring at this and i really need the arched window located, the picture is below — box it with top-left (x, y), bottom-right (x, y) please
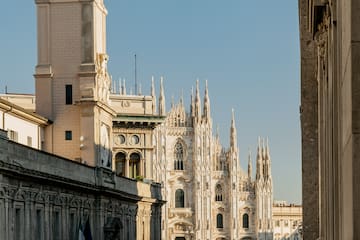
top-left (215, 184), bottom-right (223, 201)
top-left (175, 189), bottom-right (185, 208)
top-left (216, 214), bottom-right (223, 228)
top-left (243, 213), bottom-right (249, 228)
top-left (115, 152), bottom-right (126, 176)
top-left (174, 142), bottom-right (184, 170)
top-left (129, 153), bottom-right (140, 178)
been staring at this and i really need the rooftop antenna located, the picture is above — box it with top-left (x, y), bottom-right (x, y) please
top-left (134, 54), bottom-right (137, 95)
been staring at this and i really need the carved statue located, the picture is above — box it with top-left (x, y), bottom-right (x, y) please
top-left (96, 53), bottom-right (111, 104)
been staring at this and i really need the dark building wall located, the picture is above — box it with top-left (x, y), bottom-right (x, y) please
top-left (298, 0), bottom-right (319, 239)
top-left (0, 132), bottom-right (163, 240)
top-left (299, 0), bottom-right (360, 239)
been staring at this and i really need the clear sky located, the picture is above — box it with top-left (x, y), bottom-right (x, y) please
top-left (1, 1), bottom-right (301, 204)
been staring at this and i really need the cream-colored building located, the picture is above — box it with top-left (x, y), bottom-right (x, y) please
top-left (272, 201), bottom-right (302, 240)
top-left (0, 97), bottom-right (49, 149)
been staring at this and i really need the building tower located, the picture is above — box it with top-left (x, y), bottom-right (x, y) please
top-left (34, 0), bottom-right (115, 167)
top-left (229, 109), bottom-right (241, 239)
top-left (189, 80), bottom-right (214, 240)
top-left (256, 138), bottom-right (274, 239)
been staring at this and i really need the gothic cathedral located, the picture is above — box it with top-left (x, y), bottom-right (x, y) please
top-left (150, 80), bottom-right (274, 240)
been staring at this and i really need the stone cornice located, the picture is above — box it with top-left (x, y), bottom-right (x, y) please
top-left (0, 98), bottom-right (51, 126)
top-left (0, 138), bottom-right (163, 204)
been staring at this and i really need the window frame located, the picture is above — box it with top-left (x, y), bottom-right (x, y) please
top-left (175, 189), bottom-right (185, 208)
top-left (215, 184), bottom-right (223, 201)
top-left (216, 213), bottom-right (223, 228)
top-left (242, 213), bottom-right (249, 229)
top-left (174, 141), bottom-right (184, 170)
top-left (115, 152), bottom-right (126, 176)
top-left (65, 130), bottom-right (72, 140)
top-left (65, 84), bottom-right (73, 105)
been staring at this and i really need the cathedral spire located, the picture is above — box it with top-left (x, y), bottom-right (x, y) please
top-left (256, 137), bottom-right (263, 180)
top-left (262, 137), bottom-right (266, 160)
top-left (194, 79), bottom-right (201, 121)
top-left (118, 78), bottom-right (122, 95)
top-left (138, 83), bottom-right (142, 95)
top-left (190, 87), bottom-right (194, 117)
top-left (262, 137), bottom-right (267, 177)
top-left (203, 80), bottom-right (211, 122)
top-left (265, 137), bottom-right (272, 180)
top-left (159, 76), bottom-right (165, 116)
top-left (230, 109), bottom-right (237, 150)
top-left (248, 149), bottom-right (252, 182)
top-left (151, 76), bottom-right (156, 114)
top-left (112, 78), bottom-right (116, 94)
top-left (180, 89), bottom-right (184, 106)
top-left (122, 79), bottom-right (127, 95)
top-left (171, 95), bottom-right (175, 108)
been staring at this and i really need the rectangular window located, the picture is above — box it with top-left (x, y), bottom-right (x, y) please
top-left (65, 131), bottom-right (72, 140)
top-left (8, 130), bottom-right (18, 142)
top-left (65, 84), bottom-right (73, 105)
top-left (27, 136), bottom-right (32, 147)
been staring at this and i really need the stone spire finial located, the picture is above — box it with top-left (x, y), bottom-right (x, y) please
top-left (171, 95), bottom-right (175, 108)
top-left (159, 76), bottom-right (165, 116)
top-left (195, 79), bottom-right (201, 120)
top-left (230, 108), bottom-right (237, 150)
top-left (256, 136), bottom-right (263, 180)
top-left (151, 76), bottom-right (155, 96)
top-left (112, 78), bottom-right (116, 94)
top-left (180, 89), bottom-right (184, 106)
top-left (122, 79), bottom-right (127, 95)
top-left (262, 137), bottom-right (266, 160)
top-left (266, 137), bottom-right (270, 159)
top-left (265, 137), bottom-right (272, 180)
top-left (248, 148), bottom-right (252, 181)
top-left (151, 77), bottom-right (156, 114)
top-left (118, 78), bottom-right (122, 95)
top-left (190, 87), bottom-right (194, 117)
top-left (138, 83), bottom-right (142, 95)
top-left (203, 80), bottom-right (211, 122)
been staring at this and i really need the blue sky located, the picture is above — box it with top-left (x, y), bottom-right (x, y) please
top-left (1, 1), bottom-right (301, 203)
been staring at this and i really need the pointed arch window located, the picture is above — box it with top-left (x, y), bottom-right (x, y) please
top-left (215, 184), bottom-right (223, 201)
top-left (115, 152), bottom-right (126, 176)
top-left (216, 214), bottom-right (223, 228)
top-left (242, 213), bottom-right (249, 229)
top-left (174, 141), bottom-right (184, 170)
top-left (175, 189), bottom-right (185, 208)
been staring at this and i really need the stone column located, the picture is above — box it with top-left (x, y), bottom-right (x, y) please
top-left (45, 199), bottom-right (50, 240)
top-left (4, 198), bottom-right (10, 240)
top-left (141, 158), bottom-right (145, 177)
top-left (25, 200), bottom-right (31, 240)
top-left (125, 156), bottom-right (130, 178)
top-left (95, 198), bottom-right (103, 240)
